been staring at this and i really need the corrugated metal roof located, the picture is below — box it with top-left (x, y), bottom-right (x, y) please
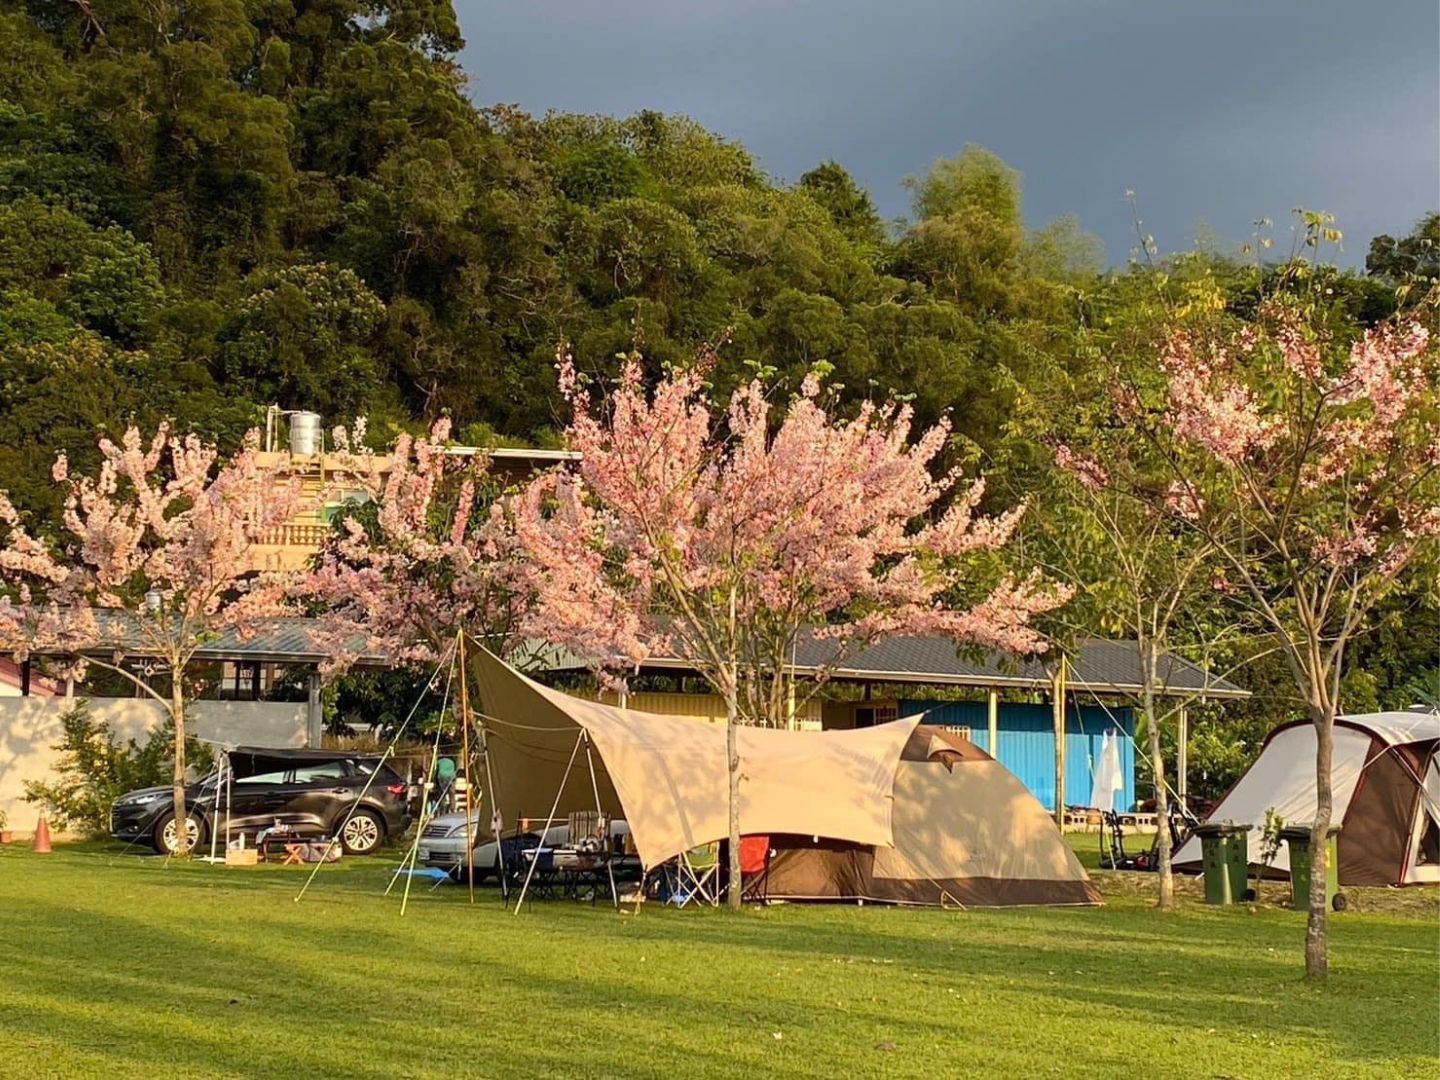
top-left (12, 611), bottom-right (1247, 698)
top-left (537, 634), bottom-right (1247, 699)
top-left (13, 611), bottom-right (389, 668)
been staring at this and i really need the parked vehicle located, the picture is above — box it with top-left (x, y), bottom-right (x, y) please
top-left (418, 815), bottom-right (632, 881)
top-left (110, 747), bottom-right (411, 856)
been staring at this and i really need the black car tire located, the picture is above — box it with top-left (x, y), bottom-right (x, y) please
top-left (153, 810), bottom-right (207, 855)
top-left (338, 809), bottom-right (385, 856)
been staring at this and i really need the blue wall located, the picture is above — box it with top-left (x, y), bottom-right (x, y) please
top-left (898, 699), bottom-right (1136, 812)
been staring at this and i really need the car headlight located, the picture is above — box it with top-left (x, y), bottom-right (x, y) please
top-left (123, 793), bottom-right (166, 807)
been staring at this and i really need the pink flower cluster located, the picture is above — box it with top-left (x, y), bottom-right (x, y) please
top-left (1162, 333), bottom-right (1278, 467)
top-left (303, 419), bottom-right (530, 671)
top-left (0, 425), bottom-right (312, 667)
top-left (513, 349), bottom-right (1070, 701)
top-left (1161, 314), bottom-right (1438, 577)
top-left (1053, 443), bottom-right (1110, 490)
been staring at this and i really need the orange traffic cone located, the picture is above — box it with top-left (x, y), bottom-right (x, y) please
top-left (32, 814), bottom-right (52, 854)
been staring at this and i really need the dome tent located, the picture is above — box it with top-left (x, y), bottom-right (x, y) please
top-left (472, 648), bottom-right (1099, 907)
top-left (1174, 708), bottom-right (1440, 886)
top-left (762, 726), bottom-right (1101, 906)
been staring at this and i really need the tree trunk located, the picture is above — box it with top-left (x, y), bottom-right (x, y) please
top-left (1306, 705), bottom-right (1334, 980)
top-left (725, 685), bottom-right (742, 910)
top-left (1143, 691), bottom-right (1174, 911)
top-left (170, 676), bottom-right (189, 861)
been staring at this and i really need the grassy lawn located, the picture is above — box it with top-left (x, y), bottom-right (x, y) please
top-left (0, 840), bottom-right (1435, 1079)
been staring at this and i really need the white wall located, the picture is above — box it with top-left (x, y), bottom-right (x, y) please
top-left (0, 697), bottom-right (307, 834)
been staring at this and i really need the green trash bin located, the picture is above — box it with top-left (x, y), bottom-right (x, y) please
top-left (1192, 821), bottom-right (1253, 905)
top-left (1281, 824), bottom-right (1343, 912)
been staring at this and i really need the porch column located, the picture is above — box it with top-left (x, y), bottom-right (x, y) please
top-left (1176, 705), bottom-right (1189, 811)
top-left (1052, 660), bottom-right (1067, 829)
top-left (986, 688), bottom-right (999, 758)
top-left (306, 670), bottom-right (322, 748)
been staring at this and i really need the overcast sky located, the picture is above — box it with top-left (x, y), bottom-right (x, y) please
top-left (454, 1), bottom-right (1439, 265)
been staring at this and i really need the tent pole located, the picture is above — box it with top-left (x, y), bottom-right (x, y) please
top-left (1176, 704), bottom-right (1189, 813)
top-left (512, 731), bottom-right (585, 915)
top-left (296, 641), bottom-right (457, 904)
top-left (458, 631), bottom-right (475, 904)
top-left (1053, 658), bottom-right (1067, 829)
top-left (394, 654), bottom-right (457, 911)
top-left (478, 718), bottom-right (507, 903)
top-left (396, 720), bottom-right (448, 912)
top-left (583, 731), bottom-right (620, 911)
top-left (208, 754), bottom-right (222, 863)
top-left (224, 751), bottom-right (233, 855)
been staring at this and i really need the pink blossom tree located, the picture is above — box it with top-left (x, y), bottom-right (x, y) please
top-left (1045, 435), bottom-right (1233, 910)
top-left (300, 419), bottom-right (531, 672)
top-left (0, 426), bottom-right (311, 856)
top-left (1155, 303), bottom-right (1439, 977)
top-left (514, 349), bottom-right (1070, 907)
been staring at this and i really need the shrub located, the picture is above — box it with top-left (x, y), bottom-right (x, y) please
top-left (23, 703), bottom-right (213, 838)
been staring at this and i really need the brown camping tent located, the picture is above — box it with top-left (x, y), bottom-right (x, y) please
top-left (473, 649), bottom-right (1099, 907)
top-left (1173, 708), bottom-right (1440, 886)
top-left (763, 728), bottom-right (1101, 906)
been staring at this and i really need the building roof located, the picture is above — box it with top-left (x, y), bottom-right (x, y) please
top-left (538, 634), bottom-right (1248, 700)
top-left (7, 612), bottom-right (389, 669)
top-left (9, 610), bottom-right (1247, 699)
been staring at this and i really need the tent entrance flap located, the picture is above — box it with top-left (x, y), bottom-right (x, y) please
top-left (472, 648), bottom-right (920, 868)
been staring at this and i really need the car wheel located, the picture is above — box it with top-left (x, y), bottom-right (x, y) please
top-left (338, 810), bottom-right (384, 856)
top-left (154, 810), bottom-right (206, 855)
top-left (449, 862), bottom-right (491, 885)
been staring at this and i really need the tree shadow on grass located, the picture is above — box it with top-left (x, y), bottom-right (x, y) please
top-left (3, 856), bottom-right (1434, 1078)
top-left (1, 896), bottom-right (970, 1080)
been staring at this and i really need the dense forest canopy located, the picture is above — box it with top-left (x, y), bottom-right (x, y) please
top-left (0, 0), bottom-right (1435, 767)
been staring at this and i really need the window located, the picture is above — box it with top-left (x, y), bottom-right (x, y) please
top-left (218, 661), bottom-right (273, 701)
top-left (235, 770), bottom-right (288, 785)
top-left (855, 703), bottom-right (899, 728)
top-left (291, 762), bottom-right (349, 783)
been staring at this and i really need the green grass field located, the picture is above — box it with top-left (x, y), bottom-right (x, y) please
top-left (0, 839), bottom-right (1435, 1079)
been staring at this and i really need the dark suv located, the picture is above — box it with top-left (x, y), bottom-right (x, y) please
top-left (111, 747), bottom-right (411, 856)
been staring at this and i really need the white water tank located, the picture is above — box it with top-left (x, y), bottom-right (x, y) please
top-left (288, 411), bottom-right (322, 456)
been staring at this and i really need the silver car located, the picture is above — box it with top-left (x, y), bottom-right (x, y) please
top-left (417, 815), bottom-right (630, 881)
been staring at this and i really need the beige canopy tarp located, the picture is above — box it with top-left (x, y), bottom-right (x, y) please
top-left (472, 648), bottom-right (920, 868)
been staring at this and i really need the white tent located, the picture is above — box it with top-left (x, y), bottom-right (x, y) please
top-left (1174, 708), bottom-right (1440, 886)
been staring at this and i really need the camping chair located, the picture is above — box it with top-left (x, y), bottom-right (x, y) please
top-left (739, 835), bottom-right (771, 902)
top-left (671, 843), bottom-right (720, 907)
top-left (1134, 802), bottom-right (1193, 871)
top-left (1100, 810), bottom-right (1133, 870)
